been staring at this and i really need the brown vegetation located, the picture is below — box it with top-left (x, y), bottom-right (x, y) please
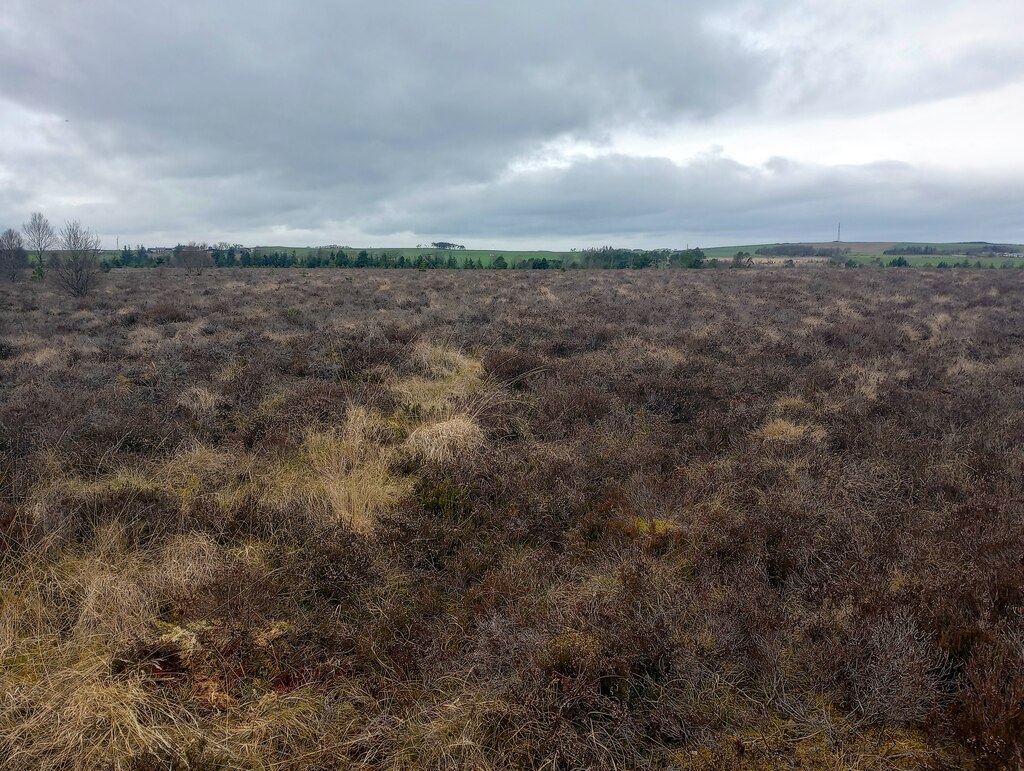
top-left (1, 268), bottom-right (1023, 769)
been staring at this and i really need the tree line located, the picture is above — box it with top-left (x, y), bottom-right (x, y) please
top-left (105, 245), bottom-right (712, 271)
top-left (884, 244), bottom-right (1021, 257)
top-left (755, 244), bottom-right (851, 259)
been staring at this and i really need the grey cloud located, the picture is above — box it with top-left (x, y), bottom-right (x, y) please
top-left (0, 0), bottom-right (777, 241)
top-left (360, 153), bottom-right (1024, 245)
top-left (0, 1), bottom-right (1021, 245)
top-left (0, 0), bottom-right (764, 188)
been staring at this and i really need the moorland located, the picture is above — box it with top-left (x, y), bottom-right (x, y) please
top-left (1, 268), bottom-right (1022, 769)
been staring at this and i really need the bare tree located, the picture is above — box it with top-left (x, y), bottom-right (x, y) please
top-left (173, 241), bottom-right (213, 275)
top-left (52, 220), bottom-right (102, 297)
top-left (0, 228), bottom-right (28, 280)
top-left (22, 212), bottom-right (56, 278)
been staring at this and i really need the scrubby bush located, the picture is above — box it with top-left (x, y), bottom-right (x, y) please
top-left (172, 241), bottom-right (213, 275)
top-left (51, 220), bottom-right (102, 296)
top-left (0, 228), bottom-right (28, 279)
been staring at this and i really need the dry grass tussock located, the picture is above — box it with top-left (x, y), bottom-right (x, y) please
top-left (404, 414), bottom-right (486, 466)
top-left (773, 395), bottom-right (812, 412)
top-left (0, 526), bottom-right (361, 770)
top-left (232, 406), bottom-right (408, 532)
top-left (0, 528), bottom-right (175, 768)
top-left (396, 341), bottom-right (485, 414)
top-left (175, 385), bottom-right (220, 418)
top-left (756, 417), bottom-right (826, 442)
top-left (0, 652), bottom-right (189, 770)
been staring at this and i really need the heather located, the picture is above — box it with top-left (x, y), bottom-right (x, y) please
top-left (1, 268), bottom-right (1022, 769)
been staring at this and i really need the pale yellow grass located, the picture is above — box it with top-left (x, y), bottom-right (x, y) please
top-left (371, 680), bottom-right (525, 770)
top-left (74, 563), bottom-right (156, 643)
top-left (413, 340), bottom-right (479, 378)
top-left (0, 652), bottom-right (189, 770)
top-left (773, 395), bottom-right (812, 413)
top-left (540, 285), bottom-right (559, 303)
top-left (27, 445), bottom-right (239, 537)
top-left (396, 342), bottom-right (485, 414)
top-left (28, 346), bottom-right (62, 367)
top-left (26, 410), bottom-right (406, 537)
top-left (175, 385), bottom-right (220, 419)
top-left (302, 410), bottom-right (408, 531)
top-left (216, 357), bottom-right (247, 383)
top-left (0, 525), bottom-right (186, 767)
top-left (757, 418), bottom-right (826, 442)
top-left (0, 512), bottom-right (359, 766)
top-left (66, 334), bottom-right (103, 358)
top-left (405, 415), bottom-right (485, 466)
top-left (125, 325), bottom-right (163, 355)
top-left (161, 443), bottom-right (236, 511)
top-left (156, 531), bottom-right (224, 597)
top-left (25, 450), bottom-right (103, 533)
top-left (227, 407), bottom-right (408, 533)
top-left (921, 311), bottom-right (953, 347)
top-left (827, 298), bottom-right (866, 322)
top-left (759, 325), bottom-right (785, 344)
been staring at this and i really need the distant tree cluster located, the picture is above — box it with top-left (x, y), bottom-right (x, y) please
top-left (884, 245), bottom-right (940, 256)
top-left (117, 246), bottom-right (160, 267)
top-left (961, 243), bottom-right (1020, 256)
top-left (237, 249), bottom-right (484, 269)
top-left (755, 244), bottom-right (851, 259)
top-left (431, 241), bottom-right (466, 250)
top-left (577, 246), bottom-right (707, 269)
top-left (881, 243), bottom-right (1022, 261)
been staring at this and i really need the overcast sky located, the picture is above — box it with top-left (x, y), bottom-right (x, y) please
top-left (1, 0), bottom-right (1022, 249)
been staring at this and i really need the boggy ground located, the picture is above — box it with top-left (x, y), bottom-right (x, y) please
top-left (1, 268), bottom-right (1022, 769)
